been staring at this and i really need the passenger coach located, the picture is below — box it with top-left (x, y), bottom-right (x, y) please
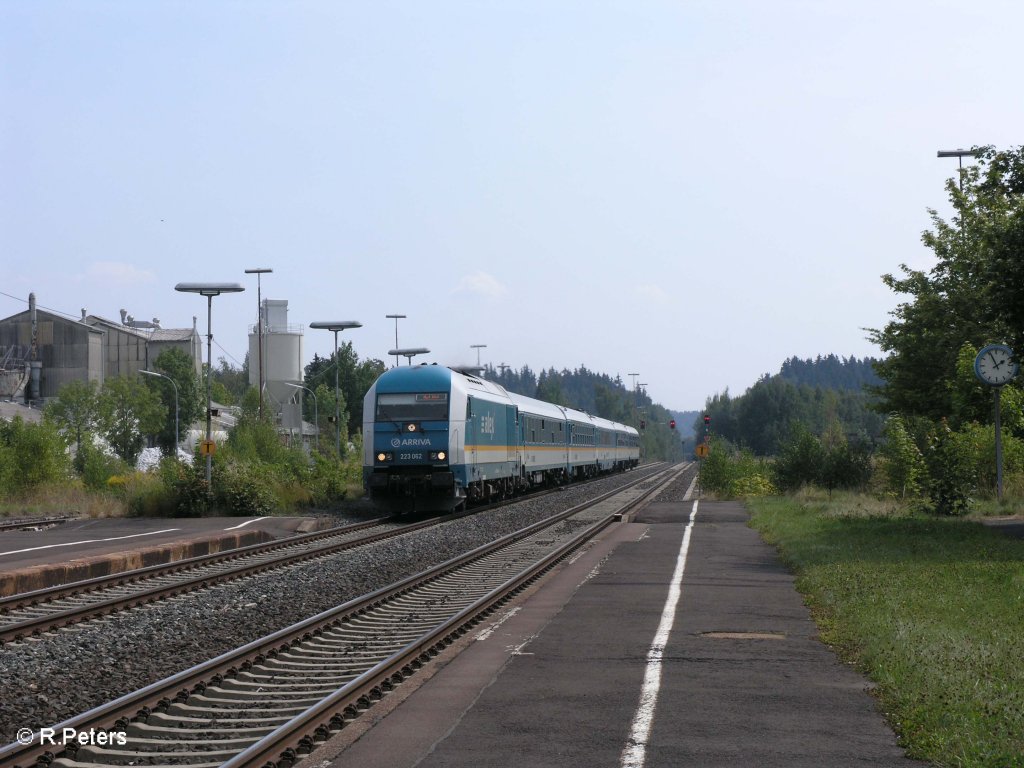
top-left (363, 365), bottom-right (640, 512)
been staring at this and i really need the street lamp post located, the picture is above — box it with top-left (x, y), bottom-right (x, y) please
top-left (140, 369), bottom-right (179, 458)
top-left (389, 347), bottom-right (430, 367)
top-left (470, 344), bottom-right (487, 368)
top-left (244, 268), bottom-right (273, 420)
top-left (938, 148), bottom-right (980, 193)
top-left (175, 282), bottom-right (245, 486)
top-left (385, 314), bottom-right (406, 368)
top-left (309, 321), bottom-right (362, 455)
top-left (285, 382), bottom-right (318, 450)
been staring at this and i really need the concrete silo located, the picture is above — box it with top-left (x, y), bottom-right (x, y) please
top-left (248, 299), bottom-right (304, 429)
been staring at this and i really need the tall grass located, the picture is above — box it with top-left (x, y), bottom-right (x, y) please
top-left (0, 482), bottom-right (127, 518)
top-left (748, 492), bottom-right (1024, 767)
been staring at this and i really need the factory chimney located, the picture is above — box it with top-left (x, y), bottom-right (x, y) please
top-left (27, 293), bottom-right (41, 402)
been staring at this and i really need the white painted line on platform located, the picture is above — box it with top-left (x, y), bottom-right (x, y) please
top-left (223, 518), bottom-right (266, 530)
top-left (0, 529), bottom-right (182, 558)
top-left (621, 499), bottom-right (699, 768)
top-left (682, 474), bottom-right (698, 501)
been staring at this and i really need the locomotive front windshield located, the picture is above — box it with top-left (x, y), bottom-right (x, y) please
top-left (375, 392), bottom-right (449, 422)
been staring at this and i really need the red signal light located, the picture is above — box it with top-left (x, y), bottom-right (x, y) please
top-left (704, 414), bottom-right (711, 425)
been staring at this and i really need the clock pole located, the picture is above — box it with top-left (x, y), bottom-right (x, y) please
top-left (994, 387), bottom-right (1004, 501)
top-left (973, 344), bottom-right (1018, 502)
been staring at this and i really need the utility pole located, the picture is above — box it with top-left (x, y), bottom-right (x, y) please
top-left (385, 314), bottom-right (405, 368)
top-left (244, 268), bottom-right (272, 419)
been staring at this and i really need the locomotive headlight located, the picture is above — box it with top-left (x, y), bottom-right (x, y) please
top-left (376, 452), bottom-right (388, 462)
top-left (437, 451), bottom-right (446, 461)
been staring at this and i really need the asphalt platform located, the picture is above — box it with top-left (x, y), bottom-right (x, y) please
top-left (300, 496), bottom-right (924, 768)
top-left (0, 516), bottom-right (321, 596)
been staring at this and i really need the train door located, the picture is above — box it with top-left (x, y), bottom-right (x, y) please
top-left (507, 406), bottom-right (518, 469)
top-left (467, 397), bottom-right (477, 477)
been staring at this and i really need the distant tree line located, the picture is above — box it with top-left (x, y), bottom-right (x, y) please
top-left (702, 357), bottom-right (885, 457)
top-left (778, 354), bottom-right (881, 391)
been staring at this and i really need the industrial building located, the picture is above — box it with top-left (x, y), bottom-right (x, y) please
top-left (86, 310), bottom-right (202, 380)
top-left (0, 293), bottom-right (202, 404)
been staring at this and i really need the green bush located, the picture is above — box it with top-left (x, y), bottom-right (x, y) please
top-left (77, 442), bottom-right (130, 490)
top-left (698, 440), bottom-right (776, 498)
top-left (698, 439), bottom-right (734, 495)
top-left (922, 420), bottom-right (974, 515)
top-left (877, 414), bottom-right (926, 500)
top-left (946, 420), bottom-right (1024, 498)
top-left (215, 461), bottom-right (278, 516)
top-left (159, 457), bottom-right (209, 517)
top-left (730, 471), bottom-right (777, 497)
top-left (0, 417), bottom-right (70, 494)
top-left (773, 424), bottom-right (823, 491)
top-left (107, 470), bottom-right (175, 516)
top-left (819, 440), bottom-right (872, 496)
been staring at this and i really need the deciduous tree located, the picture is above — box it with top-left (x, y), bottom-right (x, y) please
top-left (870, 145), bottom-right (1024, 420)
top-left (149, 348), bottom-right (204, 455)
top-left (44, 379), bottom-right (101, 457)
top-left (98, 376), bottom-right (166, 465)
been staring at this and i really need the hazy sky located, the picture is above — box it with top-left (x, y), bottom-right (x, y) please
top-left (3, 1), bottom-right (1021, 411)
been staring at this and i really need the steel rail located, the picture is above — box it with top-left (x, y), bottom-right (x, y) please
top-left (0, 462), bottom-right (689, 768)
top-left (0, 515), bottom-right (77, 532)
top-left (2, 463), bottom-right (664, 611)
top-left (225, 462), bottom-right (690, 768)
top-left (0, 517), bottom-right (427, 644)
top-left (1, 465), bottom-right (665, 644)
top-left (0, 517), bottom-right (388, 611)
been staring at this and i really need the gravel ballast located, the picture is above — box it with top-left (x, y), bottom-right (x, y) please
top-left (0, 464), bottom-right (695, 744)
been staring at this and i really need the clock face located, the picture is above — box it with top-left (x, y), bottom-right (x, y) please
top-left (975, 344), bottom-right (1019, 386)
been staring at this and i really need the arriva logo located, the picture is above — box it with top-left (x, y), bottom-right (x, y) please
top-left (480, 414), bottom-right (495, 435)
top-left (393, 437), bottom-right (432, 447)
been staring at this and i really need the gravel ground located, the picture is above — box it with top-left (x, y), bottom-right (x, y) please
top-left (0, 463), bottom-right (695, 744)
top-left (648, 464), bottom-right (699, 503)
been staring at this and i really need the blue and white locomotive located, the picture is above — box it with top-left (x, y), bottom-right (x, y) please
top-left (362, 365), bottom-right (640, 511)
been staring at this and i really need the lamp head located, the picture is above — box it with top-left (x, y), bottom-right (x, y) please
top-left (175, 282), bottom-right (245, 296)
top-left (310, 321), bottom-right (362, 331)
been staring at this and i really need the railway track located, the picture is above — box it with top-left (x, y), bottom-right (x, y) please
top-left (0, 516), bottom-right (76, 533)
top-left (0, 516), bottom-right (421, 644)
top-left (0, 465), bottom-right (667, 645)
top-left (1, 462), bottom-right (690, 768)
